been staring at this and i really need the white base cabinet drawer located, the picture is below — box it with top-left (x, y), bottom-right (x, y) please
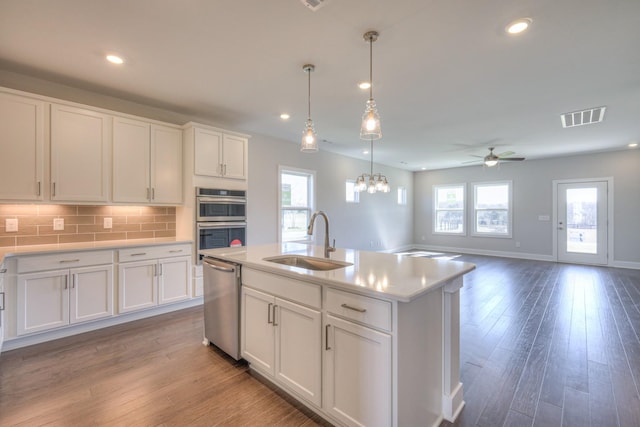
top-left (17, 250), bottom-right (114, 274)
top-left (325, 287), bottom-right (392, 332)
top-left (118, 244), bottom-right (190, 263)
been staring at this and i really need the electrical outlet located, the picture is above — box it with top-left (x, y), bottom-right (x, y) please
top-left (104, 217), bottom-right (113, 229)
top-left (515, 241), bottom-right (521, 248)
top-left (53, 218), bottom-right (64, 231)
top-left (5, 218), bottom-right (18, 232)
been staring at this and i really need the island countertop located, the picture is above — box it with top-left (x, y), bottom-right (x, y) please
top-left (200, 243), bottom-right (475, 302)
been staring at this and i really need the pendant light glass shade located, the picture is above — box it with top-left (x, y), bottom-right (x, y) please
top-left (360, 31), bottom-right (382, 140)
top-left (301, 64), bottom-right (318, 152)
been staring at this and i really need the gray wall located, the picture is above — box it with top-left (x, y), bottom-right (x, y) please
top-left (413, 149), bottom-right (640, 265)
top-left (247, 134), bottom-right (414, 252)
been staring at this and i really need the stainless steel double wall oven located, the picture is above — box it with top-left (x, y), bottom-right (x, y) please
top-left (196, 188), bottom-right (247, 261)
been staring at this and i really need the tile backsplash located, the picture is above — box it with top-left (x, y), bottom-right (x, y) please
top-left (0, 205), bottom-right (176, 247)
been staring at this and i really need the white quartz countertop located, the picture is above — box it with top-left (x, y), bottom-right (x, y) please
top-left (0, 238), bottom-right (192, 265)
top-left (201, 243), bottom-right (476, 302)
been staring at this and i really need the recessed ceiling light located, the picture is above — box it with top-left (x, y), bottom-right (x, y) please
top-left (421, 167), bottom-right (427, 170)
top-left (629, 142), bottom-right (638, 148)
top-left (358, 81), bottom-right (371, 90)
top-left (106, 54), bottom-right (124, 64)
top-left (506, 18), bottom-right (532, 35)
top-left (363, 150), bottom-right (369, 154)
top-left (280, 113), bottom-right (290, 120)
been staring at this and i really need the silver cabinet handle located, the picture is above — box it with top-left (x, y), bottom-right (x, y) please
top-left (130, 253), bottom-right (147, 257)
top-left (59, 259), bottom-right (80, 263)
top-left (272, 304), bottom-right (278, 326)
top-left (0, 268), bottom-right (7, 273)
top-left (37, 181), bottom-right (41, 196)
top-left (169, 249), bottom-right (183, 253)
top-left (52, 182), bottom-right (56, 197)
top-left (0, 291), bottom-right (5, 311)
top-left (64, 276), bottom-right (68, 289)
top-left (158, 263), bottom-right (163, 276)
top-left (325, 324), bottom-right (331, 350)
top-left (341, 303), bottom-right (367, 313)
top-left (147, 188), bottom-right (150, 200)
top-left (223, 164), bottom-right (227, 176)
top-left (151, 188), bottom-right (155, 200)
top-left (71, 274), bottom-right (76, 289)
top-left (267, 303), bottom-right (273, 324)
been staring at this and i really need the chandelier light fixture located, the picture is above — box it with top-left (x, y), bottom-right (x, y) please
top-left (300, 64), bottom-right (318, 152)
top-left (355, 138), bottom-right (390, 194)
top-left (360, 31), bottom-right (382, 140)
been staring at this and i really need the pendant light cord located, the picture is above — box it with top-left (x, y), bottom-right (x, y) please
top-left (308, 68), bottom-right (312, 120)
top-left (370, 138), bottom-right (374, 176)
top-left (369, 36), bottom-right (373, 100)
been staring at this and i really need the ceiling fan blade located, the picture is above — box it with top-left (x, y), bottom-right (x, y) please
top-left (462, 159), bottom-right (483, 164)
top-left (497, 151), bottom-right (515, 157)
top-left (500, 157), bottom-right (525, 161)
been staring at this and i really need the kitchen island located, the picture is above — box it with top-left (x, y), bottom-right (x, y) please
top-left (201, 243), bottom-right (475, 427)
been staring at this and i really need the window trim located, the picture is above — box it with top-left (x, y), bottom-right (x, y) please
top-left (432, 183), bottom-right (466, 236)
top-left (472, 180), bottom-right (513, 238)
top-left (397, 186), bottom-right (407, 206)
top-left (278, 165), bottom-right (316, 243)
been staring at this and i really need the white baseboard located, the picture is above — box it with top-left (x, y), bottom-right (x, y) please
top-left (2, 297), bottom-right (203, 352)
top-left (612, 260), bottom-right (640, 270)
top-left (411, 244), bottom-right (555, 262)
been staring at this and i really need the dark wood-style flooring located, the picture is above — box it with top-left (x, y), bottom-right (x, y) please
top-left (1, 255), bottom-right (639, 426)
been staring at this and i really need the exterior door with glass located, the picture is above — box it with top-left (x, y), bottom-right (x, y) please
top-left (556, 181), bottom-right (608, 265)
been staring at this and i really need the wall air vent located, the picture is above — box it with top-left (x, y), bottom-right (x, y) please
top-left (561, 106), bottom-right (606, 128)
top-left (300, 0), bottom-right (329, 11)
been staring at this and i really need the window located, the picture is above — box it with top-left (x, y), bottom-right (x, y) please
top-left (473, 181), bottom-right (512, 237)
top-left (279, 167), bottom-right (315, 242)
top-left (345, 180), bottom-right (360, 203)
top-left (397, 186), bottom-right (407, 205)
top-left (433, 184), bottom-right (465, 234)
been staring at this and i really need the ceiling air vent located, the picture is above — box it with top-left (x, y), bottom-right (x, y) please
top-left (561, 106), bottom-right (606, 128)
top-left (300, 0), bottom-right (329, 11)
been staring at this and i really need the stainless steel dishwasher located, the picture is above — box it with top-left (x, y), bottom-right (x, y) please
top-left (202, 257), bottom-right (241, 360)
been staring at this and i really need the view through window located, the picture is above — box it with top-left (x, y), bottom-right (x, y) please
top-left (433, 184), bottom-right (465, 234)
top-left (473, 181), bottom-right (512, 237)
top-left (280, 168), bottom-right (315, 242)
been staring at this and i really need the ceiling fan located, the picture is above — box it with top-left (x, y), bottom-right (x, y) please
top-left (464, 147), bottom-right (525, 167)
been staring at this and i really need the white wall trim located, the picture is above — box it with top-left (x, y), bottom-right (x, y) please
top-left (611, 260), bottom-right (640, 270)
top-left (412, 244), bottom-right (555, 262)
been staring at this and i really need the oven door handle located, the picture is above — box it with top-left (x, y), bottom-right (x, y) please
top-left (197, 197), bottom-right (247, 204)
top-left (197, 222), bottom-right (247, 229)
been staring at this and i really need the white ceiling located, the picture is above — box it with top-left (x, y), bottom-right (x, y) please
top-left (1, 0), bottom-right (639, 171)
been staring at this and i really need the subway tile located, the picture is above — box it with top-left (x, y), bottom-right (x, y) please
top-left (154, 230), bottom-right (176, 238)
top-left (59, 233), bottom-right (95, 244)
top-left (78, 224), bottom-right (111, 233)
top-left (0, 236), bottom-right (16, 247)
top-left (78, 206), bottom-right (113, 216)
top-left (126, 215), bottom-right (155, 224)
top-left (0, 225), bottom-right (38, 236)
top-left (95, 232), bottom-right (127, 242)
top-left (37, 205), bottom-right (78, 216)
top-left (39, 225), bottom-right (79, 235)
top-left (167, 222), bottom-right (176, 230)
top-left (141, 223), bottom-right (167, 231)
top-left (154, 215), bottom-right (176, 223)
top-left (64, 215), bottom-right (96, 225)
top-left (17, 235), bottom-right (59, 246)
top-left (112, 206), bottom-right (141, 215)
top-left (111, 223), bottom-right (142, 232)
top-left (166, 207), bottom-right (176, 214)
top-left (147, 206), bottom-right (168, 215)
top-left (0, 205), bottom-right (38, 215)
top-left (127, 231), bottom-right (154, 240)
top-left (95, 215), bottom-right (126, 224)
top-left (15, 215), bottom-right (56, 226)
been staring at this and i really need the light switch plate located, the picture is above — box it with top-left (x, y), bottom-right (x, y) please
top-left (53, 218), bottom-right (64, 231)
top-left (104, 217), bottom-right (113, 229)
top-left (538, 215), bottom-right (551, 221)
top-left (5, 218), bottom-right (18, 232)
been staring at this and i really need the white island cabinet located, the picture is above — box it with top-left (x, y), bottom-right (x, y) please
top-left (203, 243), bottom-right (475, 427)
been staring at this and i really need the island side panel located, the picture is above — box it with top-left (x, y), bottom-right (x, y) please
top-left (397, 286), bottom-right (444, 427)
top-left (443, 276), bottom-right (464, 421)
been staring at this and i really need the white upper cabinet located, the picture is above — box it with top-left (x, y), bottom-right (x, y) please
top-left (189, 123), bottom-right (248, 180)
top-left (0, 92), bottom-right (45, 201)
top-left (50, 103), bottom-right (110, 202)
top-left (113, 117), bottom-right (182, 204)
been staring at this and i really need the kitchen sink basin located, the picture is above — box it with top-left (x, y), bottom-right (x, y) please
top-left (263, 255), bottom-right (352, 271)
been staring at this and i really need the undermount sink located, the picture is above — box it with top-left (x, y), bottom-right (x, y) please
top-left (263, 255), bottom-right (352, 271)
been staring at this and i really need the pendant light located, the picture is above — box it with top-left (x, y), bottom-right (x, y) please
top-left (301, 64), bottom-right (318, 152)
top-left (360, 31), bottom-right (382, 140)
top-left (355, 138), bottom-right (390, 194)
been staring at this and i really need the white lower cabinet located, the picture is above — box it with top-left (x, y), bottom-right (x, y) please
top-left (323, 314), bottom-right (392, 427)
top-left (118, 245), bottom-right (192, 314)
top-left (17, 264), bottom-right (114, 335)
top-left (242, 286), bottom-right (322, 407)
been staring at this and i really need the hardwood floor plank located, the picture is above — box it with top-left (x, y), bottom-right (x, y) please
top-left (533, 401), bottom-right (562, 427)
top-left (587, 360), bottom-right (619, 427)
top-left (562, 387), bottom-right (590, 427)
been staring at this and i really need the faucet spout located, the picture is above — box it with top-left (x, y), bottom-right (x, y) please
top-left (307, 211), bottom-right (336, 258)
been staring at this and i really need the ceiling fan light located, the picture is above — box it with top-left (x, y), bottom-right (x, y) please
top-left (484, 159), bottom-right (499, 167)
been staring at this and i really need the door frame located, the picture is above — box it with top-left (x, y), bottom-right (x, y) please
top-left (552, 177), bottom-right (614, 266)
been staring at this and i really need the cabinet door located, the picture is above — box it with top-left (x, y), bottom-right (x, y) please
top-left (118, 260), bottom-right (157, 313)
top-left (222, 134), bottom-right (247, 179)
top-left (113, 117), bottom-right (151, 203)
top-left (158, 256), bottom-right (191, 304)
top-left (241, 287), bottom-right (275, 375)
top-left (50, 104), bottom-right (110, 202)
top-left (70, 265), bottom-right (114, 324)
top-left (323, 314), bottom-right (392, 427)
top-left (150, 125), bottom-right (182, 204)
top-left (275, 298), bottom-right (322, 407)
top-left (17, 270), bottom-right (69, 335)
top-left (194, 127), bottom-right (222, 176)
top-left (0, 92), bottom-right (44, 201)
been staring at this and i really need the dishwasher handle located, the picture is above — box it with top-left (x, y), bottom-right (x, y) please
top-left (203, 258), bottom-right (237, 273)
